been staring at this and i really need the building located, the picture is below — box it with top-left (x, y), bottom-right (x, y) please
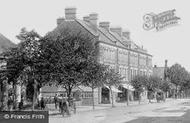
top-left (153, 60), bottom-right (176, 97)
top-left (0, 33), bottom-right (15, 71)
top-left (0, 33), bottom-right (15, 54)
top-left (0, 33), bottom-right (15, 107)
top-left (44, 7), bottom-right (153, 105)
top-left (153, 60), bottom-right (168, 80)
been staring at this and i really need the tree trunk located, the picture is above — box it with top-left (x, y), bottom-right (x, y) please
top-left (175, 85), bottom-right (178, 99)
top-left (1, 79), bottom-right (8, 111)
top-left (32, 80), bottom-right (37, 110)
top-left (92, 87), bottom-right (95, 110)
top-left (138, 92), bottom-right (141, 104)
top-left (67, 87), bottom-right (72, 106)
top-left (148, 91), bottom-right (151, 103)
top-left (32, 84), bottom-right (36, 110)
top-left (127, 89), bottom-right (129, 106)
top-left (109, 87), bottom-right (114, 108)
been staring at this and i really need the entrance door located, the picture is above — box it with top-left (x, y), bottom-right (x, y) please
top-left (101, 87), bottom-right (110, 104)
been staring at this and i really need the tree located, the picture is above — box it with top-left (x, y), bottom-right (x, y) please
top-left (146, 75), bottom-right (162, 103)
top-left (40, 24), bottom-right (97, 105)
top-left (103, 68), bottom-right (123, 107)
top-left (2, 28), bottom-right (45, 110)
top-left (131, 75), bottom-right (148, 104)
top-left (82, 62), bottom-right (107, 109)
top-left (167, 63), bottom-right (189, 98)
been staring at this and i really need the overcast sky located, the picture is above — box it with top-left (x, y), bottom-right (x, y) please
top-left (0, 0), bottom-right (189, 70)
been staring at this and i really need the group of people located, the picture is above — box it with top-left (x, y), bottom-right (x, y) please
top-left (7, 96), bottom-right (24, 111)
top-left (156, 92), bottom-right (166, 102)
top-left (54, 95), bottom-right (73, 117)
top-left (37, 97), bottom-right (46, 110)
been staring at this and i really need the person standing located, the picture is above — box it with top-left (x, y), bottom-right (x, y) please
top-left (40, 97), bottom-right (46, 110)
top-left (54, 94), bottom-right (58, 109)
top-left (7, 96), bottom-right (13, 111)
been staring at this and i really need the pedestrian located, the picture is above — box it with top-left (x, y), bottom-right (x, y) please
top-left (156, 93), bottom-right (159, 103)
top-left (18, 98), bottom-right (24, 110)
top-left (54, 94), bottom-right (58, 109)
top-left (40, 97), bottom-right (46, 110)
top-left (59, 98), bottom-right (65, 116)
top-left (7, 96), bottom-right (14, 111)
top-left (65, 99), bottom-right (70, 116)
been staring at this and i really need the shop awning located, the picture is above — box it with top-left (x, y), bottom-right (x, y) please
top-left (104, 85), bottom-right (122, 93)
top-left (121, 83), bottom-right (135, 91)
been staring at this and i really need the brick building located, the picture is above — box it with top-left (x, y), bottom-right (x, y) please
top-left (44, 7), bottom-right (153, 105)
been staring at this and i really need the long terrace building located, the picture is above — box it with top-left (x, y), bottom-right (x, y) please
top-left (46, 7), bottom-right (153, 105)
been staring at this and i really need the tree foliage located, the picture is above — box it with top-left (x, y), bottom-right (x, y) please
top-left (131, 75), bottom-right (148, 93)
top-left (168, 63), bottom-right (189, 88)
top-left (40, 24), bottom-right (98, 104)
top-left (146, 75), bottom-right (162, 92)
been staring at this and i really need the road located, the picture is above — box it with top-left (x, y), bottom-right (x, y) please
top-left (49, 99), bottom-right (190, 123)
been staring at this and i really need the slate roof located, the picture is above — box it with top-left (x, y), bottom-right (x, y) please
top-left (0, 33), bottom-right (15, 53)
top-left (76, 19), bottom-right (128, 49)
top-left (55, 17), bottom-right (151, 56)
top-left (41, 85), bottom-right (91, 93)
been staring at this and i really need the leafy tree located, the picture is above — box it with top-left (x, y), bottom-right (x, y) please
top-left (167, 63), bottom-right (189, 98)
top-left (131, 75), bottom-right (148, 104)
top-left (2, 28), bottom-right (45, 110)
top-left (103, 68), bottom-right (123, 107)
top-left (82, 61), bottom-right (107, 109)
top-left (146, 75), bottom-right (162, 102)
top-left (40, 24), bottom-right (97, 105)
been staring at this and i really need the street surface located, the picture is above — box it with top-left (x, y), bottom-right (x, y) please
top-left (49, 99), bottom-right (190, 123)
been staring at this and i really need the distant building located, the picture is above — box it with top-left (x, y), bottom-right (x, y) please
top-left (153, 60), bottom-right (168, 80)
top-left (42, 7), bottom-right (153, 105)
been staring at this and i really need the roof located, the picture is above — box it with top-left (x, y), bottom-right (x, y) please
top-left (0, 33), bottom-right (15, 53)
top-left (41, 85), bottom-right (91, 93)
top-left (55, 18), bottom-right (152, 56)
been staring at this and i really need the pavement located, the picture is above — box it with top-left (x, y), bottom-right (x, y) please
top-left (47, 99), bottom-right (150, 115)
top-left (48, 98), bottom-right (190, 123)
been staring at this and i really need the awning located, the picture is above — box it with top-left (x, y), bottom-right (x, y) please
top-left (121, 83), bottom-right (135, 91)
top-left (104, 85), bottom-right (122, 93)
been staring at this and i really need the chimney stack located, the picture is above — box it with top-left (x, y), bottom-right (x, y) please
top-left (165, 59), bottom-right (168, 68)
top-left (83, 16), bottom-right (90, 22)
top-left (99, 22), bottom-right (110, 31)
top-left (110, 27), bottom-right (122, 36)
top-left (57, 17), bottom-right (65, 26)
top-left (89, 13), bottom-right (98, 28)
top-left (122, 31), bottom-right (130, 40)
top-left (65, 7), bottom-right (76, 20)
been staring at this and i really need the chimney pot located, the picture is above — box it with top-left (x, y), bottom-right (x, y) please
top-left (99, 22), bottom-right (110, 30)
top-left (122, 31), bottom-right (130, 40)
top-left (57, 17), bottom-right (65, 26)
top-left (83, 16), bottom-right (90, 22)
top-left (65, 7), bottom-right (76, 20)
top-left (110, 27), bottom-right (122, 36)
top-left (165, 59), bottom-right (168, 67)
top-left (89, 13), bottom-right (98, 28)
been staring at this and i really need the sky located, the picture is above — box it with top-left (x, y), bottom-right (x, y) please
top-left (0, 0), bottom-right (190, 70)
